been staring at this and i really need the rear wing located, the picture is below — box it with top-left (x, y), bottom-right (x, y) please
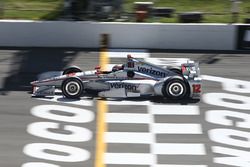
top-left (124, 55), bottom-right (200, 79)
top-left (124, 55), bottom-right (173, 79)
top-left (144, 58), bottom-right (193, 68)
top-left (125, 55), bottom-right (168, 71)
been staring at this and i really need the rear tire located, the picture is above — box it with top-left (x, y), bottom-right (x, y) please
top-left (169, 68), bottom-right (182, 75)
top-left (162, 78), bottom-right (187, 100)
top-left (61, 78), bottom-right (83, 99)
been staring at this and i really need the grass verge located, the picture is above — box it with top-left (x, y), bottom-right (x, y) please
top-left (0, 0), bottom-right (250, 22)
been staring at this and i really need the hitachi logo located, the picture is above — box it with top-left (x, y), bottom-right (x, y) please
top-left (137, 66), bottom-right (166, 77)
top-left (110, 83), bottom-right (137, 91)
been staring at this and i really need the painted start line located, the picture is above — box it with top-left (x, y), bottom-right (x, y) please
top-left (21, 53), bottom-right (250, 167)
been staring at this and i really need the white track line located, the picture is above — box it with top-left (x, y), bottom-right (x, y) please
top-left (106, 113), bottom-right (150, 124)
top-left (106, 100), bottom-right (152, 106)
top-left (37, 95), bottom-right (93, 106)
top-left (105, 153), bottom-right (153, 165)
top-left (153, 143), bottom-right (206, 155)
top-left (105, 132), bottom-right (152, 144)
top-left (153, 123), bottom-right (202, 134)
top-left (149, 105), bottom-right (200, 115)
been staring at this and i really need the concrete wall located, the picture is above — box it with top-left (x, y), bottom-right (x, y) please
top-left (0, 20), bottom-right (236, 50)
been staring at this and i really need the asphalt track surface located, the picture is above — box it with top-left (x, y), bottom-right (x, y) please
top-left (0, 48), bottom-right (250, 167)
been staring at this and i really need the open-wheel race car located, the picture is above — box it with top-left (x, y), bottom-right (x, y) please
top-left (31, 55), bottom-right (202, 100)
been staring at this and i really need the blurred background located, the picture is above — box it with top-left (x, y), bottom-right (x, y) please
top-left (0, 0), bottom-right (250, 23)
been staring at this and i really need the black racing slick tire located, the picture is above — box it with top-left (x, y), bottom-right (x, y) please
top-left (63, 66), bottom-right (82, 75)
top-left (61, 78), bottom-right (83, 99)
top-left (169, 68), bottom-right (182, 75)
top-left (162, 78), bottom-right (188, 100)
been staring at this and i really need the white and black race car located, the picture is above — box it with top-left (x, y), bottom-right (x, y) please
top-left (31, 55), bottom-right (202, 100)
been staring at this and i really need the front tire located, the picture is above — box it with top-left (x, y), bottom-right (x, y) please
top-left (63, 66), bottom-right (82, 75)
top-left (61, 78), bottom-right (83, 99)
top-left (162, 78), bottom-right (187, 100)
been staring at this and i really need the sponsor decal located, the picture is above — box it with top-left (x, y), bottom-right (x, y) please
top-left (137, 66), bottom-right (166, 77)
top-left (237, 25), bottom-right (250, 50)
top-left (203, 75), bottom-right (250, 167)
top-left (22, 105), bottom-right (94, 167)
top-left (110, 83), bottom-right (137, 91)
top-left (192, 84), bottom-right (201, 93)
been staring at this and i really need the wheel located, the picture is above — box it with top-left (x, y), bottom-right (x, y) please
top-left (61, 78), bottom-right (83, 99)
top-left (63, 66), bottom-right (82, 75)
top-left (162, 78), bottom-right (188, 100)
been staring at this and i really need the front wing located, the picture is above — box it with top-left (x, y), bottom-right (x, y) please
top-left (32, 86), bottom-right (55, 97)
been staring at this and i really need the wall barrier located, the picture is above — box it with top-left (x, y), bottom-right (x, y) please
top-left (0, 20), bottom-right (238, 50)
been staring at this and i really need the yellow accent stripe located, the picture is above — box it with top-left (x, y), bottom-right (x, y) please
top-left (95, 49), bottom-right (109, 167)
top-left (100, 49), bottom-right (109, 71)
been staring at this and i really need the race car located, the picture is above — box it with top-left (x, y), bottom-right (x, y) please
top-left (31, 55), bottom-right (202, 100)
